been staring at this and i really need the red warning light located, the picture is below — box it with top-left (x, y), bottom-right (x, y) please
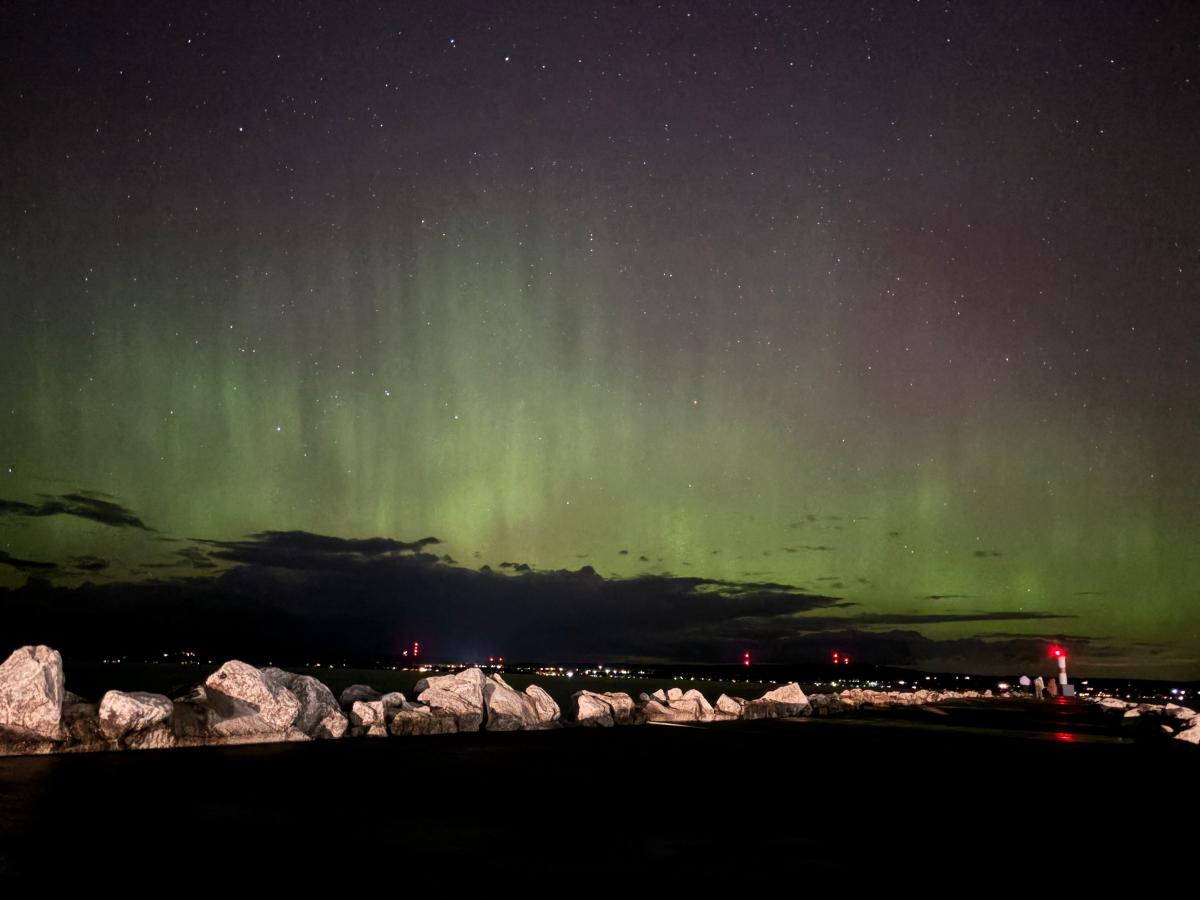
top-left (843, 656), bottom-right (851, 665)
top-left (1049, 645), bottom-right (1066, 659)
top-left (832, 651), bottom-right (840, 663)
top-left (742, 651), bottom-right (751, 667)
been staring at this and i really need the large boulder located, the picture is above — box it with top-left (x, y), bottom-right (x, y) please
top-left (0, 645), bottom-right (65, 740)
top-left (671, 689), bottom-right (714, 722)
top-left (415, 669), bottom-right (486, 732)
top-left (524, 684), bottom-right (561, 725)
top-left (205, 661), bottom-right (300, 732)
top-left (98, 690), bottom-right (173, 740)
top-left (570, 691), bottom-right (636, 726)
top-left (744, 683), bottom-right (811, 719)
top-left (716, 694), bottom-right (746, 717)
top-left (482, 675), bottom-right (539, 731)
top-left (350, 700), bottom-right (385, 728)
top-left (641, 699), bottom-right (699, 723)
top-left (388, 705), bottom-right (459, 736)
top-left (262, 669), bottom-right (347, 739)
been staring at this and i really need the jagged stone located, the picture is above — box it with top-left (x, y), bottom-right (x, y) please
top-left (262, 668), bottom-right (348, 739)
top-left (0, 645), bottom-right (65, 741)
top-left (123, 723), bottom-right (176, 750)
top-left (99, 690), bottom-right (173, 740)
top-left (642, 699), bottom-right (698, 723)
top-left (415, 669), bottom-right (486, 731)
top-left (524, 684), bottom-right (561, 725)
top-left (205, 661), bottom-right (299, 731)
top-left (570, 690), bottom-right (635, 726)
top-left (350, 700), bottom-right (385, 727)
top-left (388, 706), bottom-right (458, 736)
top-left (666, 687), bottom-right (684, 701)
top-left (716, 694), bottom-right (746, 717)
top-left (483, 676), bottom-right (539, 731)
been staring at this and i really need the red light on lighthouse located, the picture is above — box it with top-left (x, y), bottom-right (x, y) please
top-left (1050, 645), bottom-right (1065, 659)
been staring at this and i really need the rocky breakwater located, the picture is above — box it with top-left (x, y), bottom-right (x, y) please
top-left (1086, 696), bottom-right (1200, 745)
top-left (837, 687), bottom-right (992, 709)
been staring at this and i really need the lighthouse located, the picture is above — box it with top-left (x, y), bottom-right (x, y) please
top-left (1050, 645), bottom-right (1075, 697)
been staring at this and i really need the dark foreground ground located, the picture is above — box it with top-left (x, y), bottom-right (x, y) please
top-left (0, 699), bottom-right (1191, 885)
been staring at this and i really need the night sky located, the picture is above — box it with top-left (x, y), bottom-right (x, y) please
top-left (2, 2), bottom-right (1197, 677)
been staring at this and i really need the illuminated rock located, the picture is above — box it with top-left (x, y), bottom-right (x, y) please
top-left (716, 694), bottom-right (746, 717)
top-left (641, 699), bottom-right (697, 723)
top-left (570, 690), bottom-right (635, 726)
top-left (205, 660), bottom-right (300, 732)
top-left (666, 687), bottom-right (684, 701)
top-left (482, 675), bottom-right (539, 731)
top-left (98, 690), bottom-right (173, 740)
top-left (416, 669), bottom-right (486, 731)
top-left (0, 645), bottom-right (65, 741)
top-left (651, 689), bottom-right (668, 703)
top-left (524, 684), bottom-right (561, 725)
top-left (350, 700), bottom-right (385, 727)
top-left (123, 723), bottom-right (176, 750)
top-left (1176, 725), bottom-right (1200, 745)
top-left (262, 668), bottom-right (348, 739)
top-left (744, 682), bottom-right (810, 719)
top-left (388, 706), bottom-right (458, 736)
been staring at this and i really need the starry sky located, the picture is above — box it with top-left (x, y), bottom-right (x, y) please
top-left (1, 2), bottom-right (1197, 677)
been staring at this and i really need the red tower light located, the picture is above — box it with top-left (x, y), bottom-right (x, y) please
top-left (742, 651), bottom-right (751, 667)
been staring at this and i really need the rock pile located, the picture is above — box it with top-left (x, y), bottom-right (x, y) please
top-left (1085, 695), bottom-right (1200, 745)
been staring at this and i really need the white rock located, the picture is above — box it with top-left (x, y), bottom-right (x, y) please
top-left (0, 645), bottom-right (65, 740)
top-left (666, 687), bottom-right (684, 701)
top-left (570, 691), bottom-right (616, 727)
top-left (715, 694), bottom-right (746, 716)
top-left (262, 668), bottom-right (347, 739)
top-left (570, 691), bottom-right (635, 726)
top-left (388, 706), bottom-right (458, 736)
top-left (381, 692), bottom-right (406, 709)
top-left (524, 684), bottom-right (561, 725)
top-left (350, 700), bottom-right (385, 727)
top-left (98, 690), bottom-right (173, 740)
top-left (416, 669), bottom-right (486, 731)
top-left (482, 677), bottom-right (538, 731)
top-left (205, 660), bottom-right (299, 731)
top-left (651, 689), bottom-right (668, 703)
top-left (1175, 725), bottom-right (1200, 745)
top-left (642, 699), bottom-right (698, 723)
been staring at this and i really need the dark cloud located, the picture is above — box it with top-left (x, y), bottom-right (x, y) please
top-left (0, 549), bottom-right (58, 571)
top-left (71, 555), bottom-right (110, 573)
top-left (638, 555), bottom-right (649, 562)
top-left (887, 531), bottom-right (902, 538)
top-left (176, 547), bottom-right (217, 570)
top-left (0, 492), bottom-right (151, 530)
top-left (0, 528), bottom-right (1091, 671)
top-left (617, 549), bottom-right (629, 555)
top-left (973, 550), bottom-right (1003, 558)
top-left (923, 594), bottom-right (971, 600)
top-left (800, 545), bottom-right (834, 552)
top-left (202, 531), bottom-right (441, 570)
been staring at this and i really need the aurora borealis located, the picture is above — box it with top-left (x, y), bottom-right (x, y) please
top-left (1, 3), bottom-right (1197, 676)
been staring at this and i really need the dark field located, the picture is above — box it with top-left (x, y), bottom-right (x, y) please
top-left (0, 698), bottom-right (1190, 885)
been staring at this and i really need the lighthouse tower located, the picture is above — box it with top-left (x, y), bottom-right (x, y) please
top-left (1050, 645), bottom-right (1075, 697)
